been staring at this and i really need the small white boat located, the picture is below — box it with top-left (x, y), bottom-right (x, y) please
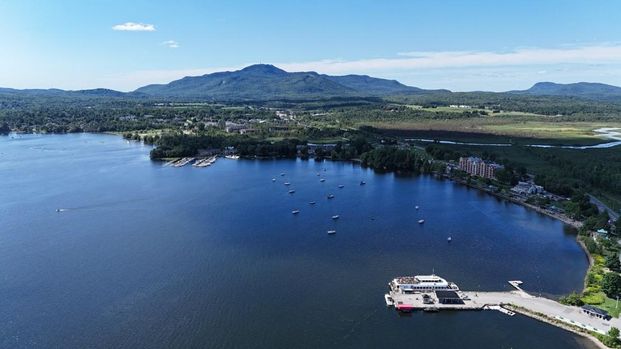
top-left (360, 181), bottom-right (366, 185)
top-left (415, 206), bottom-right (419, 210)
top-left (284, 182), bottom-right (291, 186)
top-left (292, 210), bottom-right (300, 214)
top-left (327, 194), bottom-right (335, 199)
top-left (418, 219), bottom-right (425, 224)
top-left (309, 201), bottom-right (316, 205)
top-left (288, 190), bottom-right (295, 194)
top-left (447, 237), bottom-right (452, 242)
top-left (280, 173), bottom-right (286, 176)
top-left (272, 178), bottom-right (276, 182)
top-left (338, 184), bottom-right (344, 188)
top-left (320, 178), bottom-right (326, 182)
top-left (384, 294), bottom-right (394, 306)
top-left (332, 215), bottom-right (340, 220)
top-left (327, 230), bottom-right (337, 235)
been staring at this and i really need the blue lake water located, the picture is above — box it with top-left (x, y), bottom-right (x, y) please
top-left (0, 133), bottom-right (594, 348)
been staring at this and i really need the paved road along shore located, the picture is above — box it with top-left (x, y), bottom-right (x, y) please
top-left (469, 291), bottom-right (620, 335)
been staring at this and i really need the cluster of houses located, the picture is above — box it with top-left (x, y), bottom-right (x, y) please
top-left (510, 181), bottom-right (545, 196)
top-left (224, 121), bottom-right (256, 134)
top-left (223, 110), bottom-right (296, 135)
top-left (296, 143), bottom-right (337, 156)
top-left (275, 110), bottom-right (295, 121)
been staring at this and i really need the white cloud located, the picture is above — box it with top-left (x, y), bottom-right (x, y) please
top-left (161, 40), bottom-right (179, 48)
top-left (98, 43), bottom-right (621, 91)
top-left (112, 22), bottom-right (156, 32)
top-left (274, 44), bottom-right (621, 74)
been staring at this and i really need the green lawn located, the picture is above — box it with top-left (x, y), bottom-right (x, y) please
top-left (597, 294), bottom-right (621, 318)
top-left (581, 254), bottom-right (621, 318)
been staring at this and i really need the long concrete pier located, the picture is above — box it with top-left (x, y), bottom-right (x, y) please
top-left (386, 281), bottom-right (621, 337)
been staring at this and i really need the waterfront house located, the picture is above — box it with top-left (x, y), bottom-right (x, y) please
top-left (511, 181), bottom-right (545, 196)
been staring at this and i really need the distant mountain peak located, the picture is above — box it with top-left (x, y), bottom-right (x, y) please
top-left (133, 64), bottom-right (431, 100)
top-left (512, 81), bottom-right (621, 100)
top-left (239, 64), bottom-right (287, 75)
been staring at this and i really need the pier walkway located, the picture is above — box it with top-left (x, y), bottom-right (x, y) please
top-left (388, 282), bottom-right (621, 336)
top-left (470, 291), bottom-right (621, 335)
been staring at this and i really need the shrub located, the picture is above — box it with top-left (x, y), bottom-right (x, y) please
top-left (560, 292), bottom-right (584, 306)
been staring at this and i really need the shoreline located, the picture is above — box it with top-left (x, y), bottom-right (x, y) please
top-left (448, 176), bottom-right (582, 228)
top-left (505, 305), bottom-right (609, 349)
top-left (578, 238), bottom-right (596, 291)
top-left (447, 176), bottom-right (593, 292)
top-left (445, 176), bottom-right (609, 347)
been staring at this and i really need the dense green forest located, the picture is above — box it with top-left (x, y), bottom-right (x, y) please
top-left (425, 143), bottom-right (621, 209)
top-left (3, 89), bottom-right (621, 134)
top-left (359, 147), bottom-right (438, 173)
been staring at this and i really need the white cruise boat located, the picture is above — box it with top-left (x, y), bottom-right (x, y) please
top-left (389, 274), bottom-right (459, 294)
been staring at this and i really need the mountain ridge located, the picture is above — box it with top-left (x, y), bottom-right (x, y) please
top-left (134, 64), bottom-right (432, 100)
top-left (511, 81), bottom-right (621, 100)
top-left (1, 65), bottom-right (620, 101)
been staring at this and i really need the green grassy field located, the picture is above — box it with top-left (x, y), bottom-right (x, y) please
top-left (361, 119), bottom-right (620, 145)
top-left (406, 105), bottom-right (545, 118)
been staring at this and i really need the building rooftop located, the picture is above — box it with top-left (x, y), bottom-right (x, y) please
top-left (582, 305), bottom-right (609, 317)
top-left (435, 290), bottom-right (461, 299)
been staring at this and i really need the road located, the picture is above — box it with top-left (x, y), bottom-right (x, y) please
top-left (468, 291), bottom-right (621, 336)
top-left (589, 194), bottom-right (619, 221)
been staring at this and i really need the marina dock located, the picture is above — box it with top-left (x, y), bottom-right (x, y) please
top-left (386, 288), bottom-right (493, 312)
top-left (192, 156), bottom-right (217, 167)
top-left (385, 276), bottom-right (621, 338)
top-left (166, 156), bottom-right (218, 168)
top-left (173, 157), bottom-right (195, 167)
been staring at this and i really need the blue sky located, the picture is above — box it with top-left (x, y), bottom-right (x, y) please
top-left (1, 0), bottom-right (620, 91)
